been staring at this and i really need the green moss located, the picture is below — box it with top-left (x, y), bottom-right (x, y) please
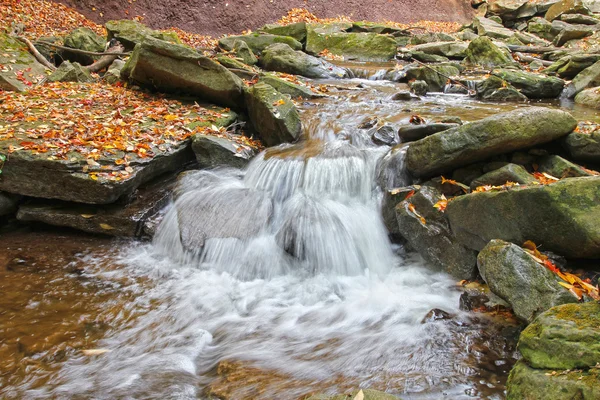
top-left (547, 302), bottom-right (600, 330)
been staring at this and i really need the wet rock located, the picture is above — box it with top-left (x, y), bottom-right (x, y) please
top-left (473, 16), bottom-right (516, 39)
top-left (447, 176), bottom-right (600, 258)
top-left (377, 144), bottom-right (411, 191)
top-left (62, 27), bottom-right (105, 65)
top-left (391, 91), bottom-right (413, 101)
top-left (469, 163), bottom-right (537, 189)
top-left (405, 64), bottom-right (461, 92)
top-left (563, 60), bottom-right (600, 98)
top-left (259, 43), bottom-right (346, 79)
top-left (192, 134), bottom-right (256, 169)
top-left (563, 130), bottom-right (600, 162)
top-left (538, 154), bottom-right (593, 178)
top-left (507, 360), bottom-right (600, 400)
top-left (258, 73), bottom-right (323, 99)
top-left (398, 123), bottom-right (458, 142)
top-left (475, 75), bottom-right (528, 102)
top-left (421, 308), bottom-right (453, 323)
top-left (493, 69), bottom-right (565, 99)
top-left (106, 19), bottom-right (180, 51)
top-left (244, 82), bottom-right (302, 146)
top-left (410, 41), bottom-right (469, 59)
top-left (103, 59), bottom-right (126, 84)
top-left (477, 240), bottom-right (576, 322)
top-left (545, 0), bottom-right (592, 21)
top-left (0, 192), bottom-right (19, 217)
top-left (259, 22), bottom-right (307, 43)
top-left (395, 185), bottom-right (478, 280)
top-left (574, 86), bottom-right (600, 108)
top-left (527, 16), bottom-right (560, 41)
top-left (381, 187), bottom-right (414, 235)
top-left (409, 80), bottom-right (428, 96)
top-left (48, 61), bottom-right (95, 83)
top-left (406, 107), bottom-right (576, 178)
top-left (0, 33), bottom-right (48, 92)
top-left (453, 164), bottom-right (485, 185)
top-left (121, 37), bottom-right (244, 109)
top-left (358, 116), bottom-right (378, 130)
top-left (465, 36), bottom-right (515, 68)
top-left (372, 124), bottom-right (398, 146)
top-left (232, 40), bottom-right (258, 65)
top-left (219, 33), bottom-right (302, 55)
top-left (518, 302), bottom-right (600, 370)
top-left (551, 20), bottom-right (595, 46)
top-left (305, 28), bottom-right (398, 62)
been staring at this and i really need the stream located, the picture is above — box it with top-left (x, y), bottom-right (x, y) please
top-left (2, 67), bottom-right (599, 400)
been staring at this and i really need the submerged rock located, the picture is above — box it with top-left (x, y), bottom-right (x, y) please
top-left (447, 176), bottom-right (600, 258)
top-left (477, 240), bottom-right (576, 322)
top-left (409, 80), bottom-right (429, 96)
top-left (306, 389), bottom-right (401, 400)
top-left (406, 107), bottom-right (577, 178)
top-left (259, 43), bottom-right (346, 79)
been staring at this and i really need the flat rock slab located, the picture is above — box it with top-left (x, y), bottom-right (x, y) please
top-left (0, 33), bottom-right (49, 92)
top-left (305, 28), bottom-right (398, 62)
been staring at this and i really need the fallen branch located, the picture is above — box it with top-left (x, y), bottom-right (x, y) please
top-left (16, 36), bottom-right (57, 71)
top-left (409, 57), bottom-right (475, 95)
top-left (86, 42), bottom-right (126, 73)
top-left (514, 52), bottom-right (554, 67)
top-left (35, 41), bottom-right (131, 57)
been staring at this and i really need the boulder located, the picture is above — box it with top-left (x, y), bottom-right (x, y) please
top-left (409, 32), bottom-right (456, 45)
top-left (545, 0), bottom-right (591, 21)
top-left (538, 154), bottom-right (593, 177)
top-left (563, 60), bottom-right (600, 98)
top-left (48, 61), bottom-right (95, 83)
top-left (192, 134), bottom-right (256, 169)
top-left (398, 123), bottom-right (458, 142)
top-left (62, 27), bottom-right (106, 65)
top-left (493, 69), bottom-right (565, 98)
top-left (447, 176), bottom-right (600, 258)
top-left (104, 59), bottom-right (126, 84)
top-left (219, 33), bottom-right (302, 55)
top-left (486, 0), bottom-right (530, 20)
top-left (469, 163), bottom-right (537, 189)
top-left (259, 43), bottom-right (346, 79)
top-left (410, 51), bottom-right (449, 63)
top-left (475, 75), bottom-right (528, 101)
top-left (410, 41), bottom-right (469, 59)
top-left (305, 28), bottom-right (397, 62)
top-left (121, 37), bottom-right (244, 109)
top-left (560, 13), bottom-right (600, 24)
top-left (372, 124), bottom-right (398, 146)
top-left (395, 185), bottom-right (478, 280)
top-left (406, 107), bottom-right (577, 178)
top-left (244, 83), bottom-right (302, 146)
top-left (404, 64), bottom-right (460, 92)
top-left (352, 21), bottom-right (408, 35)
top-left (477, 240), bottom-right (577, 322)
top-left (0, 33), bottom-right (48, 92)
top-left (409, 80), bottom-right (429, 96)
top-left (507, 360), bottom-right (600, 400)
top-left (465, 36), bottom-right (515, 68)
top-left (528, 17), bottom-right (560, 41)
top-left (259, 22), bottom-right (307, 43)
top-left (232, 40), bottom-right (258, 65)
top-left (106, 20), bottom-right (180, 50)
top-left (258, 74), bottom-right (323, 99)
top-left (519, 302), bottom-right (600, 370)
top-left (563, 130), bottom-right (600, 162)
top-left (551, 20), bottom-right (595, 46)
top-left (545, 53), bottom-right (600, 79)
top-left (473, 16), bottom-right (516, 39)
top-left (575, 86), bottom-right (600, 108)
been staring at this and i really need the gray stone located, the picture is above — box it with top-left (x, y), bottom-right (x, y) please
top-left (560, 12), bottom-right (600, 24)
top-left (563, 60), bottom-right (600, 98)
top-left (473, 16), bottom-right (516, 39)
top-left (493, 69), bottom-right (565, 99)
top-left (106, 19), bottom-right (180, 51)
top-left (409, 80), bottom-right (428, 96)
top-left (219, 33), bottom-right (302, 55)
top-left (470, 163), bottom-right (537, 189)
top-left (551, 20), bottom-right (595, 46)
top-left (398, 123), bottom-right (459, 142)
top-left (528, 17), bottom-right (560, 41)
top-left (563, 130), bottom-right (600, 162)
top-left (410, 41), bottom-right (469, 59)
top-left (192, 134), bottom-right (256, 169)
top-left (538, 154), bottom-right (592, 178)
top-left (372, 124), bottom-right (398, 146)
top-left (545, 0), bottom-right (592, 21)
top-left (48, 61), bottom-right (95, 83)
top-left (574, 86), bottom-right (600, 108)
top-left (259, 43), bottom-right (347, 79)
top-left (103, 59), bottom-right (126, 84)
top-left (0, 33), bottom-right (48, 92)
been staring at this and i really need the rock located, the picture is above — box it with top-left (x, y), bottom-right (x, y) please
top-left (219, 33), bottom-right (302, 55)
top-left (306, 389), bottom-right (401, 400)
top-left (563, 30), bottom-right (600, 52)
top-left (103, 59), bottom-right (126, 84)
top-left (409, 80), bottom-right (429, 96)
top-left (477, 240), bottom-right (576, 322)
top-left (473, 16), bottom-right (516, 40)
top-left (405, 64), bottom-right (460, 92)
top-left (475, 75), bottom-right (529, 101)
top-left (561, 12), bottom-right (600, 24)
top-left (545, 0), bottom-right (591, 21)
top-left (232, 40), bottom-right (258, 65)
top-left (528, 17), bottom-right (560, 41)
top-left (563, 60), bottom-right (600, 98)
top-left (398, 123), bottom-right (458, 142)
top-left (410, 51), bottom-right (449, 63)
top-left (259, 43), bottom-right (346, 79)
top-left (244, 82), bottom-right (302, 146)
top-left (48, 61), bottom-right (95, 83)
top-left (421, 308), bottom-right (453, 323)
top-left (465, 36), bottom-right (515, 68)
top-left (391, 91), bottom-right (413, 101)
top-left (575, 86), bottom-right (600, 108)
top-left (409, 32), bottom-right (456, 45)
top-left (352, 21), bottom-right (408, 35)
top-left (121, 37), bottom-right (244, 109)
top-left (0, 192), bottom-right (19, 217)
top-left (563, 130), bottom-right (600, 162)
top-left (258, 73), bottom-right (322, 99)
top-left (514, 30), bottom-right (554, 46)
top-left (377, 145), bottom-right (411, 191)
top-left (259, 22), bottom-right (307, 43)
top-left (447, 176), bottom-right (600, 258)
top-left (518, 302), bottom-right (600, 370)
top-left (455, 29), bottom-right (480, 41)
top-left (396, 185), bottom-right (478, 280)
top-left (406, 107), bottom-right (576, 178)
top-left (493, 69), bottom-right (565, 99)
top-left (545, 54), bottom-right (600, 79)
top-left (410, 41), bottom-right (469, 59)
top-left (0, 33), bottom-right (48, 92)
top-left (551, 20), bottom-right (595, 46)
top-left (16, 174), bottom-right (174, 237)
top-left (486, 0), bottom-right (530, 20)
top-left (507, 360), bottom-right (600, 400)
top-left (381, 187), bottom-right (413, 235)
top-left (192, 134), bottom-right (256, 169)
top-left (538, 154), bottom-right (592, 178)
top-left (305, 28), bottom-right (398, 62)
top-left (470, 163), bottom-right (537, 189)
top-left (216, 55), bottom-right (255, 71)
top-left (35, 36), bottom-right (62, 65)
top-left (372, 124), bottom-right (398, 146)
top-left (62, 27), bottom-right (106, 65)
top-left (106, 20), bottom-right (180, 51)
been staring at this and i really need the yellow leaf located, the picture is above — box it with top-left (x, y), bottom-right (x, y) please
top-left (82, 349), bottom-right (110, 356)
top-left (80, 214), bottom-right (95, 219)
top-left (100, 223), bottom-right (114, 230)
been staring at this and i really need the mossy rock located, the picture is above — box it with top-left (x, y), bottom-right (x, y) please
top-left (475, 75), bottom-right (528, 102)
top-left (538, 155), bottom-right (593, 178)
top-left (306, 389), bottom-right (402, 400)
top-left (106, 20), bottom-right (180, 51)
top-left (259, 22), bottom-right (307, 43)
top-left (258, 73), bottom-right (323, 99)
top-left (575, 86), bottom-right (600, 109)
top-left (465, 36), bottom-right (515, 68)
top-left (470, 163), bottom-right (537, 189)
top-left (48, 61), bottom-right (95, 83)
top-left (563, 130), bottom-right (600, 162)
top-left (527, 17), bottom-right (560, 41)
top-left (259, 43), bottom-right (346, 79)
top-left (404, 64), bottom-right (460, 92)
top-left (232, 40), bottom-right (258, 65)
top-left (62, 27), bottom-right (106, 65)
top-left (493, 69), bottom-right (565, 99)
top-left (218, 33), bottom-right (302, 55)
top-left (305, 28), bottom-right (397, 62)
top-left (410, 41), bottom-right (468, 59)
top-left (0, 33), bottom-right (49, 92)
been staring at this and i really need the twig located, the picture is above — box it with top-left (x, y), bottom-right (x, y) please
top-left (35, 41), bottom-right (131, 57)
top-left (86, 43), bottom-right (126, 73)
top-left (15, 36), bottom-right (56, 71)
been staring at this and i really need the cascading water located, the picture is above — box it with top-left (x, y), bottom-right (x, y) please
top-left (32, 78), bottom-right (519, 400)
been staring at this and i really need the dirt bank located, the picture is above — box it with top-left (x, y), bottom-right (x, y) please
top-left (54, 0), bottom-right (473, 35)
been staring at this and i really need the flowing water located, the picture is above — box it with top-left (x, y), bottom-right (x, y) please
top-left (3, 70), bottom-right (599, 400)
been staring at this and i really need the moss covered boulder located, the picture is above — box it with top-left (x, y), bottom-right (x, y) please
top-left (538, 154), bottom-right (593, 178)
top-left (404, 64), bottom-right (460, 92)
top-left (106, 20), bottom-right (180, 51)
top-left (121, 37), bottom-right (244, 109)
top-left (519, 302), bottom-right (600, 370)
top-left (219, 33), bottom-right (302, 55)
top-left (259, 22), bottom-right (307, 43)
top-left (231, 40), bottom-right (258, 65)
top-left (244, 83), bottom-right (302, 146)
top-left (48, 61), bottom-right (95, 83)
top-left (406, 107), bottom-right (577, 178)
top-left (465, 37), bottom-right (515, 68)
top-left (475, 75), bottom-right (528, 102)
top-left (447, 176), bottom-right (600, 258)
top-left (470, 163), bottom-right (537, 189)
top-left (62, 27), bottom-right (106, 65)
top-left (477, 240), bottom-right (576, 322)
top-left (305, 27), bottom-right (397, 62)
top-left (410, 41), bottom-right (469, 59)
top-left (563, 130), bottom-right (600, 162)
top-left (0, 33), bottom-right (48, 92)
top-left (259, 43), bottom-right (347, 79)
top-left (507, 360), bottom-right (600, 400)
top-left (574, 86), bottom-right (600, 108)
top-left (258, 73), bottom-right (324, 99)
top-left (493, 69), bottom-right (565, 99)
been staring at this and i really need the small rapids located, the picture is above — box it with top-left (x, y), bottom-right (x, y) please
top-left (4, 77), bottom-right (528, 400)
